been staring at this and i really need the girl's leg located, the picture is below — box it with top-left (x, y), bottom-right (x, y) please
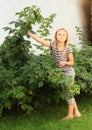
top-left (62, 104), bottom-right (74, 120)
top-left (62, 98), bottom-right (81, 120)
top-left (62, 73), bottom-right (81, 120)
top-left (73, 101), bottom-right (81, 117)
top-left (62, 97), bottom-right (75, 120)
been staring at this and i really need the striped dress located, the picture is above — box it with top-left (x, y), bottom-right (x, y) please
top-left (50, 42), bottom-right (75, 77)
top-left (50, 42), bottom-right (76, 104)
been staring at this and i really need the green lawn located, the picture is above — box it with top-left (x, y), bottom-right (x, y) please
top-left (1, 93), bottom-right (92, 130)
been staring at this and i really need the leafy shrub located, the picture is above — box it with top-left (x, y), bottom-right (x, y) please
top-left (0, 5), bottom-right (59, 116)
top-left (0, 6), bottom-right (92, 117)
top-left (74, 27), bottom-right (92, 94)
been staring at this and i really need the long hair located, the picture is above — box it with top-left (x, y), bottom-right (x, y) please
top-left (54, 28), bottom-right (69, 58)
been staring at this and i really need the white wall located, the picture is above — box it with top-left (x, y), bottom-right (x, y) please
top-left (0, 0), bottom-right (82, 47)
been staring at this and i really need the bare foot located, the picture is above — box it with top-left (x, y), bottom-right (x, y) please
top-left (74, 112), bottom-right (81, 118)
top-left (61, 115), bottom-right (73, 120)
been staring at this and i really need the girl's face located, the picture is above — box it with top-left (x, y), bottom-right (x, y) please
top-left (56, 30), bottom-right (67, 43)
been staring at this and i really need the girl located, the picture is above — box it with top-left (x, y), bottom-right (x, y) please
top-left (27, 28), bottom-right (81, 120)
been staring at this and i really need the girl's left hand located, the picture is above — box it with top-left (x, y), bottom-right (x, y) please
top-left (59, 61), bottom-right (66, 67)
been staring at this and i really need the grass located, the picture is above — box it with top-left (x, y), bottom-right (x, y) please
top-left (1, 93), bottom-right (92, 130)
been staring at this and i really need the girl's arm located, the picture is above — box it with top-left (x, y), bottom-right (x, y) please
top-left (28, 31), bottom-right (50, 47)
top-left (65, 53), bottom-right (74, 66)
top-left (59, 53), bottom-right (74, 67)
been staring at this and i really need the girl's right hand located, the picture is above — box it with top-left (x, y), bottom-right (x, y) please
top-left (59, 61), bottom-right (66, 67)
top-left (27, 31), bottom-right (50, 47)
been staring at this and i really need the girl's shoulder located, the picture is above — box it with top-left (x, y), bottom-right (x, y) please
top-left (66, 45), bottom-right (73, 53)
top-left (50, 42), bottom-right (55, 50)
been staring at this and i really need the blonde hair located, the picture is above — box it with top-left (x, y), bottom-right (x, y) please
top-left (54, 28), bottom-right (69, 58)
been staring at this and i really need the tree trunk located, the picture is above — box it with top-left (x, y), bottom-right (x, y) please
top-left (80, 0), bottom-right (92, 43)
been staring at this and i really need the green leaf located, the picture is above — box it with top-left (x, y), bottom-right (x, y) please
top-left (38, 81), bottom-right (44, 88)
top-left (3, 27), bottom-right (12, 31)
